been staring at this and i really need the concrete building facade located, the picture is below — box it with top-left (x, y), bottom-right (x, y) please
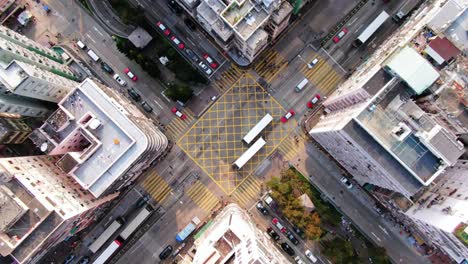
top-left (0, 117), bottom-right (31, 144)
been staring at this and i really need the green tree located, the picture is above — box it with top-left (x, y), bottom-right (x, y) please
top-left (165, 83), bottom-right (193, 103)
top-left (321, 237), bottom-right (356, 264)
top-left (368, 246), bottom-right (391, 264)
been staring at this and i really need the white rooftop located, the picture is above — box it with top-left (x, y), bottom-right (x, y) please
top-left (385, 46), bottom-right (440, 95)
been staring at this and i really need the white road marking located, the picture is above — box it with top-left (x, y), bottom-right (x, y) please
top-left (354, 24), bottom-right (364, 33)
top-left (85, 33), bottom-right (96, 43)
top-left (153, 99), bottom-right (164, 109)
top-left (348, 17), bottom-right (358, 26)
top-left (160, 89), bottom-right (171, 102)
top-left (93, 26), bottom-right (104, 37)
top-left (378, 225), bottom-right (389, 235)
top-left (371, 232), bottom-right (382, 242)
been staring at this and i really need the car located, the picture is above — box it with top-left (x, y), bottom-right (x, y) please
top-left (170, 36), bottom-right (185, 49)
top-left (167, 0), bottom-right (182, 14)
top-left (184, 18), bottom-right (197, 30)
top-left (256, 202), bottom-right (268, 215)
top-left (203, 54), bottom-right (218, 68)
top-left (307, 58), bottom-right (319, 69)
top-left (113, 74), bottom-right (127, 86)
top-left (293, 226), bottom-right (305, 238)
top-left (156, 21), bottom-right (170, 36)
top-left (78, 256), bottom-right (90, 264)
top-left (101, 62), bottom-right (114, 74)
top-left (185, 48), bottom-right (199, 62)
top-left (280, 109), bottom-right (295, 123)
top-left (306, 94), bottom-right (321, 108)
top-left (294, 256), bottom-right (306, 264)
top-left (286, 231), bottom-right (299, 245)
top-left (64, 254), bottom-right (75, 264)
top-left (198, 61), bottom-right (212, 75)
top-left (171, 107), bottom-right (187, 120)
top-left (340, 176), bottom-right (353, 189)
top-left (141, 101), bottom-right (153, 113)
top-left (267, 227), bottom-right (280, 241)
top-left (136, 195), bottom-right (150, 207)
top-left (333, 27), bottom-right (348, 43)
top-left (305, 250), bottom-right (318, 263)
top-left (124, 68), bottom-right (137, 81)
top-left (127, 88), bottom-right (141, 102)
top-left (272, 218), bottom-right (286, 233)
top-left (281, 242), bottom-right (295, 256)
top-left (159, 245), bottom-right (173, 260)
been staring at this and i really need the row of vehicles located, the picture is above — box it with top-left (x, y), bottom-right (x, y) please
top-left (156, 21), bottom-right (218, 76)
top-left (258, 196), bottom-right (318, 263)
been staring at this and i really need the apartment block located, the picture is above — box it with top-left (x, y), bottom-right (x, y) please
top-left (0, 117), bottom-right (31, 144)
top-left (191, 203), bottom-right (290, 263)
top-left (0, 93), bottom-right (52, 118)
top-left (0, 155), bottom-right (117, 264)
top-left (192, 0), bottom-right (293, 64)
top-left (30, 78), bottom-right (168, 198)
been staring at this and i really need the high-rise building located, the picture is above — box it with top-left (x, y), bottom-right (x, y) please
top-left (0, 155), bottom-right (118, 264)
top-left (0, 25), bottom-right (79, 117)
top-left (185, 0), bottom-right (293, 65)
top-left (0, 117), bottom-right (32, 144)
top-left (29, 78), bottom-right (168, 198)
top-left (190, 203), bottom-right (290, 264)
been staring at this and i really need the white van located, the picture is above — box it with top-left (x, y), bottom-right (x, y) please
top-left (76, 40), bottom-right (86, 49)
top-left (295, 78), bottom-right (309, 92)
top-left (87, 50), bottom-right (100, 62)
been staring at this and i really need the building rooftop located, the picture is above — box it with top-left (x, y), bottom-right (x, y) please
top-left (128, 27), bottom-right (153, 49)
top-left (427, 0), bottom-right (466, 33)
top-left (425, 37), bottom-right (461, 64)
top-left (355, 84), bottom-right (464, 185)
top-left (444, 8), bottom-right (467, 51)
top-left (233, 4), bottom-right (269, 40)
top-left (38, 79), bottom-right (150, 197)
top-left (384, 46), bottom-right (440, 95)
top-left (0, 186), bottom-right (27, 232)
top-left (193, 203), bottom-right (289, 264)
top-left (0, 60), bottom-right (27, 88)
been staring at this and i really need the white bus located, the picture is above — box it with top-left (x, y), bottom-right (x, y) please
top-left (234, 137), bottom-right (266, 169)
top-left (92, 240), bottom-right (121, 264)
top-left (243, 114), bottom-right (273, 144)
top-left (119, 206), bottom-right (152, 240)
top-left (87, 49), bottom-right (100, 62)
top-left (88, 219), bottom-right (122, 253)
top-left (354, 11), bottom-right (389, 46)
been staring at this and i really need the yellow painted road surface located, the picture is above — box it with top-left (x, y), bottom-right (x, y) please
top-left (141, 171), bottom-right (172, 204)
top-left (186, 181), bottom-right (220, 213)
top-left (166, 108), bottom-right (195, 139)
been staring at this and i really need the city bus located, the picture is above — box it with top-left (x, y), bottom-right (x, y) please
top-left (88, 218), bottom-right (123, 254)
top-left (119, 206), bottom-right (152, 241)
top-left (92, 240), bottom-right (121, 264)
top-left (243, 114), bottom-right (273, 144)
top-left (234, 137), bottom-right (266, 169)
top-left (353, 11), bottom-right (390, 46)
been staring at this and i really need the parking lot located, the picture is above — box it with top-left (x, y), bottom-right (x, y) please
top-left (178, 74), bottom-right (296, 194)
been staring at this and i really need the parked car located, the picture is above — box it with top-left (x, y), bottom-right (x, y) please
top-left (256, 201), bottom-right (268, 215)
top-left (333, 28), bottom-right (348, 43)
top-left (293, 225), bottom-right (305, 238)
top-left (307, 94), bottom-right (321, 108)
top-left (198, 61), bottom-right (212, 75)
top-left (141, 101), bottom-right (153, 113)
top-left (267, 227), bottom-right (280, 241)
top-left (64, 254), bottom-right (75, 264)
top-left (185, 48), bottom-right (199, 62)
top-left (305, 250), bottom-right (318, 263)
top-left (78, 256), bottom-right (90, 264)
top-left (272, 218), bottom-right (286, 233)
top-left (124, 68), bottom-right (137, 81)
top-left (340, 176), bottom-right (353, 189)
top-left (203, 54), bottom-right (218, 68)
top-left (281, 242), bottom-right (295, 256)
top-left (171, 107), bottom-right (187, 120)
top-left (136, 195), bottom-right (150, 208)
top-left (307, 58), bottom-right (319, 69)
top-left (127, 88), bottom-right (141, 102)
top-left (184, 18), bottom-right (197, 30)
top-left (159, 245), bottom-right (173, 260)
top-left (280, 109), bottom-right (295, 123)
top-left (294, 256), bottom-right (306, 264)
top-left (286, 231), bottom-right (299, 245)
top-left (171, 36), bottom-right (185, 49)
top-left (101, 62), bottom-right (114, 74)
top-left (113, 74), bottom-right (127, 86)
top-left (156, 21), bottom-right (171, 36)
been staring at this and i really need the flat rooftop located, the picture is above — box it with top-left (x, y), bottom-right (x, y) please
top-left (444, 8), bottom-right (467, 51)
top-left (40, 79), bottom-right (149, 197)
top-left (0, 61), bottom-right (26, 88)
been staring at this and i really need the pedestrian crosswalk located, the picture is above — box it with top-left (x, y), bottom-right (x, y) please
top-left (140, 171), bottom-right (172, 204)
top-left (212, 65), bottom-right (244, 93)
top-left (165, 108), bottom-right (196, 139)
top-left (186, 181), bottom-right (219, 213)
top-left (231, 176), bottom-right (262, 208)
top-left (254, 50), bottom-right (288, 82)
top-left (299, 55), bottom-right (343, 96)
top-left (278, 136), bottom-right (303, 161)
